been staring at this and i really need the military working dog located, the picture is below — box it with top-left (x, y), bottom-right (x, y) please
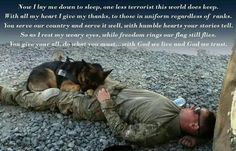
top-left (27, 58), bottom-right (112, 92)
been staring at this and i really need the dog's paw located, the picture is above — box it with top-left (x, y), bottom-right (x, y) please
top-left (61, 85), bottom-right (81, 92)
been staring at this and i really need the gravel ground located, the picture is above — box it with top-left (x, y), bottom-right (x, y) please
top-left (0, 44), bottom-right (230, 151)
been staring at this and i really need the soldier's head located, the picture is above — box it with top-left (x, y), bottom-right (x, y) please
top-left (180, 106), bottom-right (216, 138)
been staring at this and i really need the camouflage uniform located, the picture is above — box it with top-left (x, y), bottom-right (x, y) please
top-left (213, 45), bottom-right (236, 151)
top-left (1, 78), bottom-right (182, 146)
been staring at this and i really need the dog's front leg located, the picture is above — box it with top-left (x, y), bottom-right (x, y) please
top-left (60, 80), bottom-right (81, 92)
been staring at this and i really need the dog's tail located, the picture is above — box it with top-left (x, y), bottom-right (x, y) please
top-left (52, 50), bottom-right (65, 61)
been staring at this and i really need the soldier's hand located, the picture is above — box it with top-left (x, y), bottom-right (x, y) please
top-left (96, 88), bottom-right (111, 103)
top-left (179, 135), bottom-right (197, 148)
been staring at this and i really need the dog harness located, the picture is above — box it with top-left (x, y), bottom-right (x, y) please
top-left (57, 57), bottom-right (81, 85)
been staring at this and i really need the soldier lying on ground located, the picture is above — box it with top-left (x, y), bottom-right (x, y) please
top-left (0, 78), bottom-right (215, 148)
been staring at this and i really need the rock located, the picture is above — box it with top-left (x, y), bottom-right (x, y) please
top-left (56, 113), bottom-right (63, 119)
top-left (6, 148), bottom-right (13, 151)
top-left (95, 122), bottom-right (100, 127)
top-left (68, 141), bottom-right (75, 148)
top-left (66, 130), bottom-right (77, 136)
top-left (57, 140), bottom-right (64, 146)
top-left (31, 126), bottom-right (40, 132)
top-left (2, 113), bottom-right (10, 118)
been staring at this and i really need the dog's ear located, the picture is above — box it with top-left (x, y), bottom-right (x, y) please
top-left (103, 69), bottom-right (113, 80)
top-left (92, 63), bottom-right (103, 70)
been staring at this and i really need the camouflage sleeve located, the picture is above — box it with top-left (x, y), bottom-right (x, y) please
top-left (101, 100), bottom-right (163, 146)
top-left (94, 77), bottom-right (126, 97)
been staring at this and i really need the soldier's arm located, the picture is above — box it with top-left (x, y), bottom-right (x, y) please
top-left (97, 88), bottom-right (163, 145)
top-left (103, 105), bottom-right (163, 145)
top-left (94, 77), bottom-right (126, 96)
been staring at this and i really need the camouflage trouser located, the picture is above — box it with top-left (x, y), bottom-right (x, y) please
top-left (213, 44), bottom-right (236, 151)
top-left (1, 88), bottom-right (105, 121)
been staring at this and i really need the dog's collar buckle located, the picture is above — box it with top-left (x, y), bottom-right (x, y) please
top-left (57, 69), bottom-right (66, 77)
top-left (57, 69), bottom-right (80, 84)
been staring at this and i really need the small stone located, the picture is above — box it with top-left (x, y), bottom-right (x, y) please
top-left (12, 127), bottom-right (19, 132)
top-left (57, 140), bottom-right (64, 146)
top-left (95, 122), bottom-right (100, 127)
top-left (2, 113), bottom-right (10, 118)
top-left (56, 113), bottom-right (63, 119)
top-left (7, 148), bottom-right (13, 151)
top-left (66, 130), bottom-right (77, 136)
top-left (31, 126), bottom-right (40, 132)
top-left (68, 142), bottom-right (75, 148)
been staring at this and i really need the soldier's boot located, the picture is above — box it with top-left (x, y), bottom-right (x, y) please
top-left (213, 44), bottom-right (236, 151)
top-left (0, 86), bottom-right (20, 106)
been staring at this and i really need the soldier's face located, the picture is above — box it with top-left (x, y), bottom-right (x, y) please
top-left (190, 108), bottom-right (200, 136)
top-left (181, 107), bottom-right (212, 136)
top-left (180, 108), bottom-right (199, 135)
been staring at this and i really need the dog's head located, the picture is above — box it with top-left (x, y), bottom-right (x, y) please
top-left (79, 59), bottom-right (112, 91)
